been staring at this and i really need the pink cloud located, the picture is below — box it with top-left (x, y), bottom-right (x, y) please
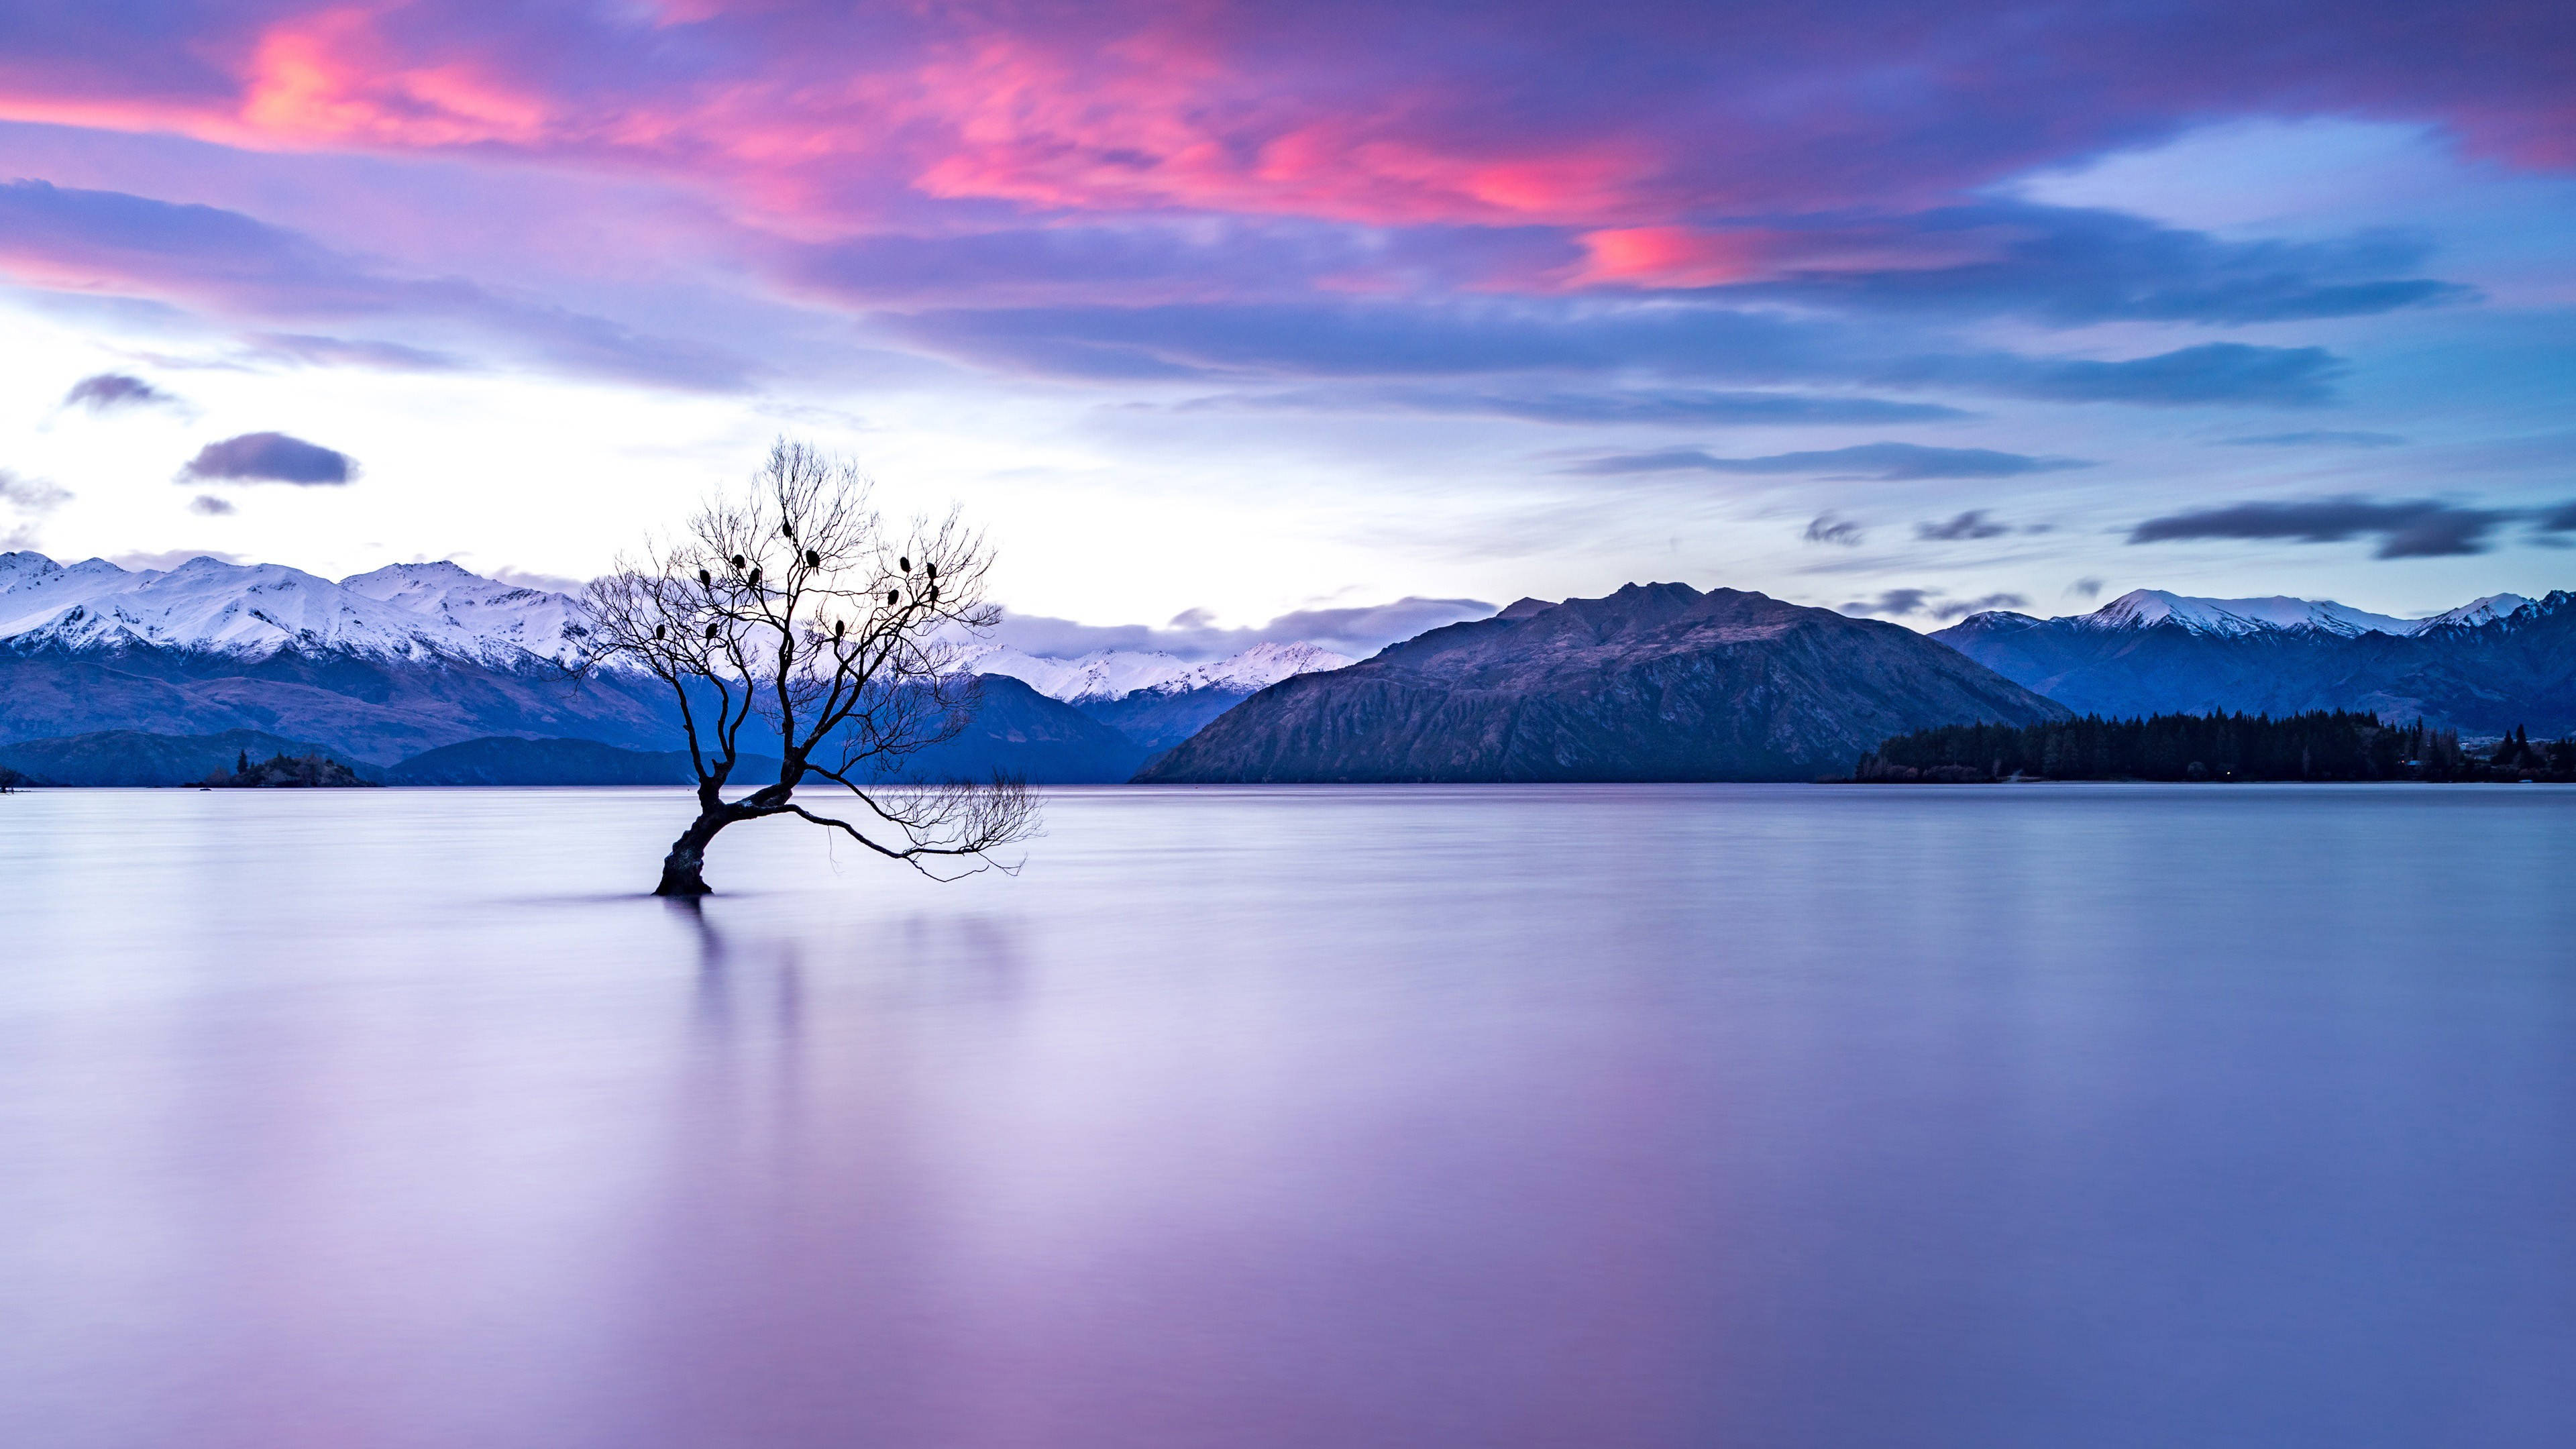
top-left (0, 1), bottom-right (2565, 280)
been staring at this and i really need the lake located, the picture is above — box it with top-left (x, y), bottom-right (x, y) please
top-left (3, 784), bottom-right (2571, 1448)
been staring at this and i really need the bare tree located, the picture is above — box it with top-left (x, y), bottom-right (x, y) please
top-left (580, 440), bottom-right (1038, 895)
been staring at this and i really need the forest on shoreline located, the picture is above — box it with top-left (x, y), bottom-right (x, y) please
top-left (1856, 712), bottom-right (2576, 784)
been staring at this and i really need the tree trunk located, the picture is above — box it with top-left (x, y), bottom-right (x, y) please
top-left (655, 809), bottom-right (731, 896)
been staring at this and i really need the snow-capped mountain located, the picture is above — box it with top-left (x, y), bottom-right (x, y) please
top-left (959, 640), bottom-right (1354, 704)
top-left (339, 561), bottom-right (596, 663)
top-left (0, 551), bottom-right (591, 666)
top-left (2416, 592), bottom-right (2535, 631)
top-left (2049, 588), bottom-right (2537, 638)
top-left (1933, 588), bottom-right (2576, 733)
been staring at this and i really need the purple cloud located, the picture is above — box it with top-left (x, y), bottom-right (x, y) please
top-left (180, 433), bottom-right (356, 486)
top-left (64, 372), bottom-right (180, 412)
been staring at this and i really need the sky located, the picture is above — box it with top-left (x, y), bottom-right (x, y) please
top-left (0, 0), bottom-right (2571, 655)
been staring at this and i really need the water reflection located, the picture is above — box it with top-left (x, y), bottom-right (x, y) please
top-left (1, 785), bottom-right (2573, 1448)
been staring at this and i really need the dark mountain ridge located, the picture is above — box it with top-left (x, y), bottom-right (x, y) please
top-left (1142, 583), bottom-right (2068, 782)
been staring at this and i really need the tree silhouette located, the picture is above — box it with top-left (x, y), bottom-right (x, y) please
top-left (578, 440), bottom-right (1037, 895)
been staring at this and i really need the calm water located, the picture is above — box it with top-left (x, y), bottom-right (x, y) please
top-left (3, 784), bottom-right (2572, 1448)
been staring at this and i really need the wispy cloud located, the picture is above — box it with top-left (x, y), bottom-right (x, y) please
top-left (1181, 385), bottom-right (1969, 426)
top-left (0, 180), bottom-right (753, 390)
top-left (2219, 430), bottom-right (2409, 447)
top-left (1566, 442), bottom-right (2090, 480)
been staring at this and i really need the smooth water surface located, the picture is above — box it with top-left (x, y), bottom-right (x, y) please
top-left (3, 784), bottom-right (2572, 1448)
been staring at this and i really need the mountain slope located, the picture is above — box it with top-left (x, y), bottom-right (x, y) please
top-left (1140, 584), bottom-right (2067, 783)
top-left (0, 645), bottom-right (677, 763)
top-left (890, 675), bottom-right (1151, 783)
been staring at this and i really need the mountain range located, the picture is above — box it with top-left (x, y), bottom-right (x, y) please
top-left (0, 552), bottom-right (1303, 782)
top-left (1936, 588), bottom-right (2576, 733)
top-left (7, 550), bottom-right (2568, 784)
top-left (1142, 584), bottom-right (2068, 782)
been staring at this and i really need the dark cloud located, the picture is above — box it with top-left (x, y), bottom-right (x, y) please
top-left (1840, 586), bottom-right (2027, 619)
top-left (2220, 430), bottom-right (2410, 447)
top-left (1567, 442), bottom-right (2088, 480)
top-left (983, 595), bottom-right (1495, 661)
top-left (2128, 496), bottom-right (2510, 558)
top-left (180, 432), bottom-right (356, 486)
top-left (187, 494), bottom-right (236, 516)
top-left (2536, 501), bottom-right (2576, 532)
top-left (2068, 577), bottom-right (2104, 598)
top-left (1183, 385), bottom-right (1968, 426)
top-left (64, 373), bottom-right (180, 412)
top-left (1805, 513), bottom-right (1864, 545)
top-left (1841, 588), bottom-right (1934, 616)
top-left (1917, 510), bottom-right (2012, 540)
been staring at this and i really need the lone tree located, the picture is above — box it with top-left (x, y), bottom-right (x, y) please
top-left (580, 441), bottom-right (1037, 895)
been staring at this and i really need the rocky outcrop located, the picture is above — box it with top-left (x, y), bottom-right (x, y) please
top-left (1140, 584), bottom-right (2068, 783)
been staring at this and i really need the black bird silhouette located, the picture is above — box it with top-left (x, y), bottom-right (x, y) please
top-left (704, 623), bottom-right (719, 640)
top-left (898, 556), bottom-right (910, 573)
top-left (928, 585), bottom-right (939, 603)
top-left (833, 619), bottom-right (845, 640)
top-left (697, 567), bottom-right (711, 587)
top-left (730, 553), bottom-right (746, 571)
top-left (782, 521), bottom-right (796, 541)
top-left (805, 549), bottom-right (820, 568)
top-left (655, 624), bottom-right (667, 641)
top-left (885, 590), bottom-right (898, 607)
top-left (747, 566), bottom-right (762, 588)
top-left (926, 561), bottom-right (938, 580)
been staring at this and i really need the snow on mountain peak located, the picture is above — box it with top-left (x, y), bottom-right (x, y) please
top-left (0, 551), bottom-right (590, 665)
top-left (2418, 593), bottom-right (2533, 630)
top-left (0, 551), bottom-right (66, 596)
top-left (2081, 589), bottom-right (2418, 637)
top-left (2063, 588), bottom-right (2549, 638)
